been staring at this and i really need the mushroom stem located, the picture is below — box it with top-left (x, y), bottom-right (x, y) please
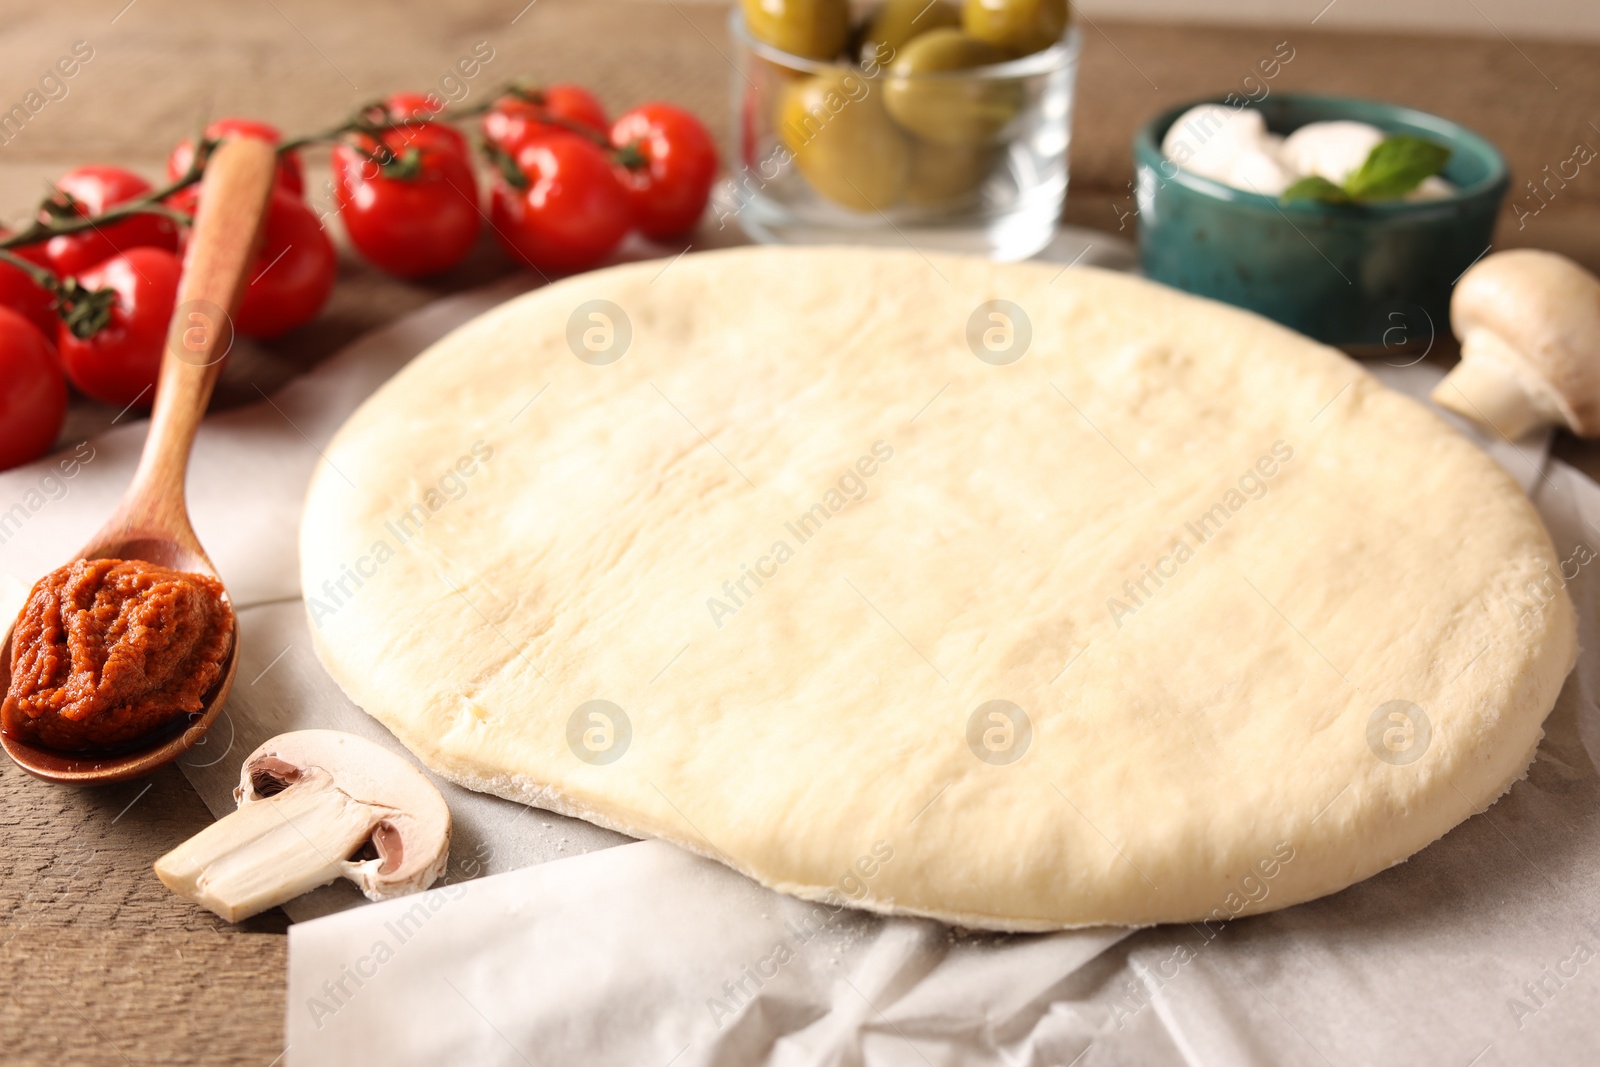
top-left (1432, 331), bottom-right (1568, 442)
top-left (155, 769), bottom-right (390, 922)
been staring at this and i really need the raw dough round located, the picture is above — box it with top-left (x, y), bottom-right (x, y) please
top-left (301, 247), bottom-right (1576, 930)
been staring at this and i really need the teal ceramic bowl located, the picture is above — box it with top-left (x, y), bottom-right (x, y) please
top-left (1133, 94), bottom-right (1508, 351)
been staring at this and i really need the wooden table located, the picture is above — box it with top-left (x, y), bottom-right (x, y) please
top-left (2, 3), bottom-right (1596, 1062)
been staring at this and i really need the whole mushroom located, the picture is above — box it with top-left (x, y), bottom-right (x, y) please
top-left (1432, 250), bottom-right (1600, 440)
top-left (154, 729), bottom-right (452, 922)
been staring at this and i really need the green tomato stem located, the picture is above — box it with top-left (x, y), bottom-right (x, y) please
top-left (0, 81), bottom-right (530, 252)
top-left (0, 248), bottom-right (58, 290)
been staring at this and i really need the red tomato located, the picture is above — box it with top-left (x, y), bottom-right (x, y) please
top-left (0, 234), bottom-right (58, 338)
top-left (167, 117), bottom-right (304, 195)
top-left (382, 92), bottom-right (471, 160)
top-left (164, 183), bottom-right (201, 225)
top-left (490, 133), bottom-right (633, 274)
top-left (56, 247), bottom-right (182, 409)
top-left (386, 91), bottom-right (444, 121)
top-left (0, 306), bottom-right (67, 471)
top-left (482, 98), bottom-right (546, 155)
top-left (236, 189), bottom-right (337, 339)
top-left (333, 128), bottom-right (481, 279)
top-left (539, 84), bottom-right (609, 133)
top-left (41, 166), bottom-right (180, 277)
top-left (611, 103), bottom-right (719, 239)
top-left (483, 85), bottom-right (609, 156)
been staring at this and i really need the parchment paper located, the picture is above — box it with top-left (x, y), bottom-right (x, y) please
top-left (1, 232), bottom-right (1593, 1065)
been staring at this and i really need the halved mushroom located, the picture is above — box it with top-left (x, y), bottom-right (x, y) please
top-left (1432, 250), bottom-right (1600, 440)
top-left (154, 729), bottom-right (451, 922)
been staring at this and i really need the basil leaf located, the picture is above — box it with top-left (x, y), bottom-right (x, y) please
top-left (1280, 175), bottom-right (1350, 204)
top-left (1342, 135), bottom-right (1451, 201)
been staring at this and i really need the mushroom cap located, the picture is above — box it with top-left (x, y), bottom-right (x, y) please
top-left (1451, 249), bottom-right (1600, 435)
top-left (236, 729), bottom-right (452, 900)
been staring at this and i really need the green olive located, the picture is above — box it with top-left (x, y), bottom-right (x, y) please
top-left (857, 0), bottom-right (960, 68)
top-left (961, 0), bottom-right (1070, 56)
top-left (740, 0), bottom-right (852, 60)
top-left (905, 139), bottom-right (996, 206)
top-left (779, 69), bottom-right (909, 211)
top-left (882, 29), bottom-right (1023, 146)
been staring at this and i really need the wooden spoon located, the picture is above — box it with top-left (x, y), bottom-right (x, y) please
top-left (0, 138), bottom-right (277, 785)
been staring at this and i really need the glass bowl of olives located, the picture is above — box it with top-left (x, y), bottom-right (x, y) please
top-left (723, 0), bottom-right (1079, 261)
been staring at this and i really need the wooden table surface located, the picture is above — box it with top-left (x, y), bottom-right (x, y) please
top-left (1, 3), bottom-right (1596, 1063)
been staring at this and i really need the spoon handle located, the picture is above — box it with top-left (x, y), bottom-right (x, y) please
top-left (126, 137), bottom-right (277, 517)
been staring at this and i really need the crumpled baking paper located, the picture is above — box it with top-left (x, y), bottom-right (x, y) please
top-left (1, 233), bottom-right (1594, 1065)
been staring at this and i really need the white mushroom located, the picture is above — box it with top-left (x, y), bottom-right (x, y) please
top-left (154, 729), bottom-right (451, 922)
top-left (1432, 250), bottom-right (1600, 440)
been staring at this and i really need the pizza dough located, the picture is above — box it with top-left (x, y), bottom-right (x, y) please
top-left (301, 247), bottom-right (1576, 930)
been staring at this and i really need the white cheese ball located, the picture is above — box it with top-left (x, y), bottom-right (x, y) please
top-left (1160, 107), bottom-right (1291, 195)
top-left (1161, 105), bottom-right (1272, 184)
top-left (1230, 134), bottom-right (1292, 195)
top-left (1281, 120), bottom-right (1384, 184)
top-left (1407, 175), bottom-right (1456, 201)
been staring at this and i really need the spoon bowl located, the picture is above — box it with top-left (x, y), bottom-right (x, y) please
top-left (0, 529), bottom-right (241, 784)
top-left (0, 138), bottom-right (276, 786)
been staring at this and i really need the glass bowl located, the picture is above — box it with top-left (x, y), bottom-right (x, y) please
top-left (720, 9), bottom-right (1080, 261)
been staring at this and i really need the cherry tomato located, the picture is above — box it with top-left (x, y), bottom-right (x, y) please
top-left (41, 166), bottom-right (180, 278)
top-left (0, 306), bottom-right (67, 471)
top-left (543, 85), bottom-right (609, 132)
top-left (235, 189), bottom-right (337, 339)
top-left (164, 183), bottom-right (201, 224)
top-left (168, 179), bottom-right (334, 319)
top-left (0, 234), bottom-right (58, 339)
top-left (386, 91), bottom-right (444, 122)
top-left (541, 85), bottom-right (610, 134)
top-left (611, 103), bottom-right (719, 239)
top-left (482, 98), bottom-right (546, 155)
top-left (382, 92), bottom-right (471, 160)
top-left (56, 247), bottom-right (182, 409)
top-left (483, 85), bottom-right (609, 156)
top-left (333, 127), bottom-right (481, 279)
top-left (490, 132), bottom-right (633, 274)
top-left (167, 117), bottom-right (304, 196)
